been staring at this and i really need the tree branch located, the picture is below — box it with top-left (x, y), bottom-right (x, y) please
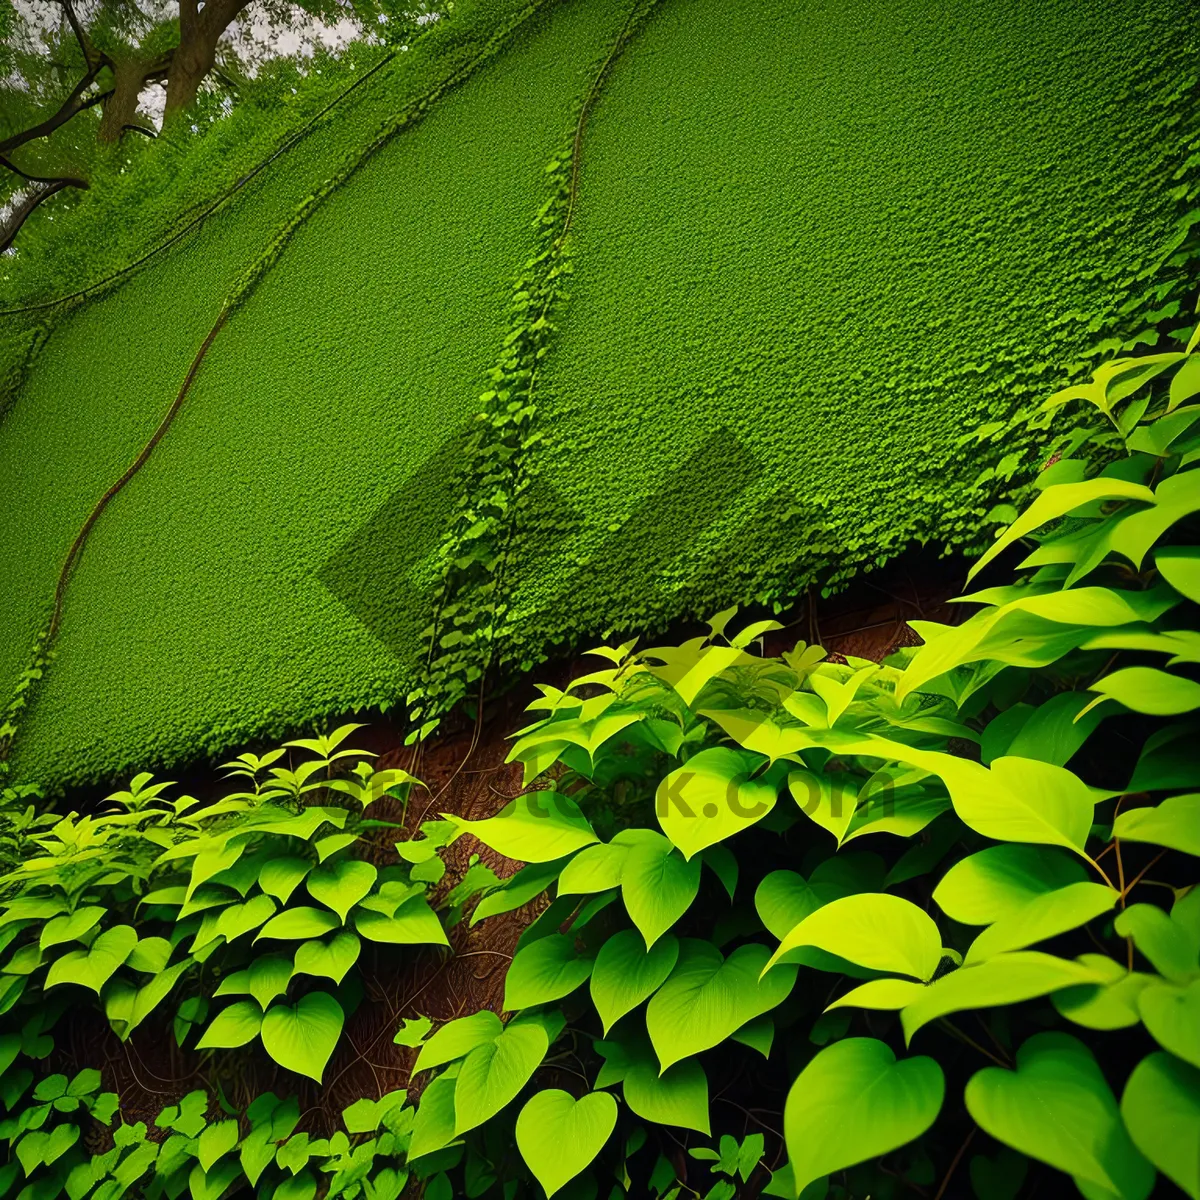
top-left (58, 0), bottom-right (97, 70)
top-left (0, 177), bottom-right (86, 254)
top-left (0, 155), bottom-right (89, 190)
top-left (0, 63), bottom-right (105, 155)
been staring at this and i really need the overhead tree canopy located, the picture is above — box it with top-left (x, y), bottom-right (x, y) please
top-left (0, 0), bottom-right (446, 249)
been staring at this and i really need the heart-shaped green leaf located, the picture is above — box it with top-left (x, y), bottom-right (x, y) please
top-left (1114, 794), bottom-right (1200, 856)
top-left (966, 1032), bottom-right (1154, 1199)
top-left (1089, 667), bottom-right (1200, 716)
top-left (413, 1011), bottom-right (503, 1075)
top-left (516, 1089), bottom-right (617, 1197)
top-left (618, 832), bottom-right (700, 948)
top-left (765, 893), bottom-right (942, 980)
top-left (444, 792), bottom-right (598, 863)
top-left (261, 992), bottom-right (344, 1082)
top-left (1121, 1052), bottom-right (1200, 1199)
top-left (197, 999), bottom-right (263, 1049)
top-left (45, 926), bottom-right (138, 993)
top-left (964, 882), bottom-right (1118, 964)
top-left (407, 1066), bottom-right (460, 1161)
top-left (901, 952), bottom-right (1110, 1042)
top-left (258, 857), bottom-right (313, 904)
top-left (39, 906), bottom-right (105, 951)
top-left (784, 1038), bottom-right (944, 1198)
top-left (1138, 980), bottom-right (1200, 1068)
top-left (104, 960), bottom-right (189, 1040)
top-left (1052, 955), bottom-right (1155, 1030)
top-left (503, 934), bottom-right (593, 1010)
top-left (454, 1017), bottom-right (549, 1134)
top-left (647, 941), bottom-right (796, 1071)
top-left (590, 929), bottom-right (678, 1034)
top-left (354, 895), bottom-right (448, 946)
top-left (622, 1042), bottom-right (709, 1134)
top-left (255, 907), bottom-right (340, 943)
top-left (215, 955), bottom-right (293, 1010)
top-left (933, 845), bottom-right (1088, 925)
top-left (292, 932), bottom-right (360, 985)
top-left (306, 860), bottom-right (378, 924)
top-left (788, 769), bottom-right (858, 845)
top-left (656, 747), bottom-right (778, 860)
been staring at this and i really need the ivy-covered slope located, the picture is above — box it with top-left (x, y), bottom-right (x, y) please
top-left (505, 0), bottom-right (1199, 659)
top-left (0, 0), bottom-right (632, 786)
top-left (1, 0), bottom-right (1197, 788)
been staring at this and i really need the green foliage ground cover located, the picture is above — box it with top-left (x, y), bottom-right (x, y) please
top-left (0, 0), bottom-right (632, 787)
top-left (0, 345), bottom-right (1198, 1199)
top-left (507, 0), bottom-right (1200, 658)
top-left (2, 0), bottom-right (1198, 789)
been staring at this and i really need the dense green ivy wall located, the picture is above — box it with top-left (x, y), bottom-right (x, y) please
top-left (1, 0), bottom-right (1197, 787)
top-left (0, 0), bottom-right (633, 786)
top-left (504, 0), bottom-right (1200, 664)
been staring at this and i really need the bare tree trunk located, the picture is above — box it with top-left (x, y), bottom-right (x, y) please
top-left (98, 58), bottom-right (150, 143)
top-left (163, 0), bottom-right (252, 121)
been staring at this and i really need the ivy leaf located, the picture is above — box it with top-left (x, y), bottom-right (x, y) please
top-left (1113, 794), bottom-right (1200, 856)
top-left (1157, 546), bottom-right (1200, 604)
top-left (261, 992), bottom-right (344, 1082)
top-left (783, 1038), bottom-right (944, 1198)
top-left (453, 1017), bottom-right (549, 1134)
top-left (45, 926), bottom-right (138, 993)
top-left (590, 929), bottom-right (679, 1034)
top-left (393, 1015), bottom-right (433, 1048)
top-left (1088, 666), bottom-right (1200, 716)
top-left (825, 978), bottom-right (927, 1014)
top-left (967, 479), bottom-right (1156, 581)
top-left (618, 832), bottom-right (701, 948)
top-left (104, 960), bottom-right (189, 1040)
top-left (515, 1089), bottom-right (617, 1198)
top-left (39, 906), bottom-right (105, 951)
top-left (1138, 981), bottom-right (1200, 1068)
top-left (788, 769), bottom-right (858, 845)
top-left (1114, 904), bottom-right (1199, 982)
top-left (197, 1119), bottom-right (239, 1172)
top-left (255, 907), bottom-right (340, 943)
top-left (943, 756), bottom-right (1097, 856)
top-left (503, 934), bottom-right (593, 1010)
top-left (646, 941), bottom-right (796, 1071)
top-left (656, 747), bottom-right (778, 860)
top-left (1052, 956), bottom-right (1156, 1030)
top-left (292, 931), bottom-right (361, 985)
top-left (306, 860), bottom-right (378, 924)
top-left (966, 1032), bottom-right (1154, 1200)
top-left (900, 953), bottom-right (1111, 1042)
top-left (354, 896), bottom-right (448, 945)
top-left (408, 1067), bottom-right (460, 1162)
top-left (765, 893), bottom-right (942, 981)
top-left (215, 955), bottom-right (293, 1010)
top-left (964, 882), bottom-right (1118, 964)
top-left (471, 859), bottom-right (569, 926)
top-left (442, 792), bottom-right (598, 863)
top-left (1121, 1052), bottom-right (1200, 1199)
top-left (197, 1000), bottom-right (264, 1049)
top-left (932, 845), bottom-right (1088, 925)
top-left (215, 893), bottom-right (277, 943)
top-left (414, 1011), bottom-right (503, 1074)
top-left (622, 1042), bottom-right (709, 1134)
top-left (259, 857), bottom-right (314, 904)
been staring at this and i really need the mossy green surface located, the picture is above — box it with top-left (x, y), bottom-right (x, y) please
top-left (1, 0), bottom-right (1197, 787)
top-left (505, 0), bottom-right (1199, 659)
top-left (0, 0), bottom-right (631, 786)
